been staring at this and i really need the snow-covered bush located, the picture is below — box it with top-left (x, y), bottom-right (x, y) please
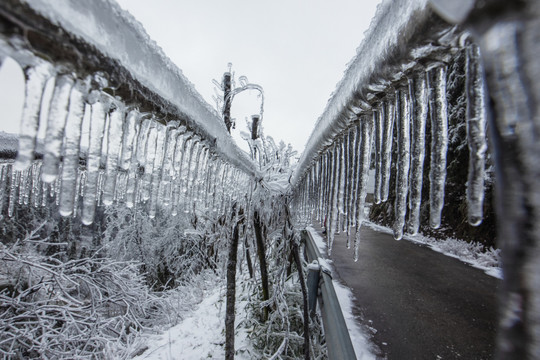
top-left (0, 226), bottom-right (154, 359)
top-left (102, 206), bottom-right (227, 290)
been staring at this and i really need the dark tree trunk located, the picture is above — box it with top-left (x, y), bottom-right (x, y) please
top-left (225, 206), bottom-right (243, 360)
top-left (253, 210), bottom-right (270, 322)
top-left (245, 237), bottom-right (254, 279)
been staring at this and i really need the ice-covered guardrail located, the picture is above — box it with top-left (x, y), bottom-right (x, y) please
top-left (292, 0), bottom-right (475, 246)
top-left (0, 0), bottom-right (259, 224)
top-left (293, 0), bottom-right (540, 358)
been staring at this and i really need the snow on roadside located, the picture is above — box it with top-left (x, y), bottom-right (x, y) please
top-left (363, 221), bottom-right (502, 279)
top-left (307, 226), bottom-right (377, 360)
top-left (132, 286), bottom-right (250, 360)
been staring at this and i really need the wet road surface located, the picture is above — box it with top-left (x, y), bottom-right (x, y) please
top-left (310, 221), bottom-right (500, 360)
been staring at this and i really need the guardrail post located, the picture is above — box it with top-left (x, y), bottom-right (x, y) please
top-left (302, 230), bottom-right (357, 359)
top-left (307, 260), bottom-right (321, 316)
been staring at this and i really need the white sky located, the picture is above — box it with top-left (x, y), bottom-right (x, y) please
top-left (0, 0), bottom-right (381, 154)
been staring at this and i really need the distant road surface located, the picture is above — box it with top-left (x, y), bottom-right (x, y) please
top-left (310, 222), bottom-right (500, 360)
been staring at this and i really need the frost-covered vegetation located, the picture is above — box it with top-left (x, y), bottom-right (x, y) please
top-left (0, 127), bottom-right (326, 359)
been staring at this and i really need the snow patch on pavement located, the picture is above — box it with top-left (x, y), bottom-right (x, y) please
top-left (363, 221), bottom-right (502, 279)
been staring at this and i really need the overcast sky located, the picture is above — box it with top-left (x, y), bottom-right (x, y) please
top-left (0, 0), bottom-right (381, 154)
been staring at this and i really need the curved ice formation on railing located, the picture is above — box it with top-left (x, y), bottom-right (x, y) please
top-left (291, 0), bottom-right (489, 245)
top-left (0, 0), bottom-right (257, 178)
top-left (0, 0), bottom-right (255, 224)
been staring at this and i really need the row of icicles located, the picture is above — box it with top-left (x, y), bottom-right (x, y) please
top-left (294, 43), bottom-right (487, 260)
top-left (0, 52), bottom-right (250, 225)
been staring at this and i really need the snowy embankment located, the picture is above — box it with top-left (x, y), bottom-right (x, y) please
top-left (307, 226), bottom-right (378, 360)
top-left (362, 221), bottom-right (502, 279)
top-left (133, 284), bottom-right (250, 360)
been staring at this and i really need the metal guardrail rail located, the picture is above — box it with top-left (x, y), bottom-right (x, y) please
top-left (0, 0), bottom-right (259, 178)
top-left (0, 0), bottom-right (260, 224)
top-left (302, 230), bottom-right (357, 360)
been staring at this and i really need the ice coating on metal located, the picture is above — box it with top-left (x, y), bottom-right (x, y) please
top-left (292, 0), bottom-right (430, 185)
top-left (19, 0), bottom-right (258, 178)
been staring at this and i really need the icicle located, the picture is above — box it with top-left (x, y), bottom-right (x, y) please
top-left (327, 144), bottom-right (339, 256)
top-left (141, 121), bottom-right (158, 202)
top-left (32, 162), bottom-right (42, 208)
top-left (465, 42), bottom-right (487, 226)
top-left (337, 137), bottom-right (346, 233)
top-left (408, 73), bottom-right (428, 235)
top-left (0, 164), bottom-right (8, 212)
top-left (136, 117), bottom-right (153, 170)
top-left (74, 169), bottom-right (85, 217)
top-left (96, 169), bottom-right (105, 207)
top-left (119, 109), bottom-right (140, 171)
top-left (354, 114), bottom-right (374, 260)
top-left (81, 92), bottom-right (112, 225)
top-left (393, 87), bottom-right (411, 240)
top-left (160, 124), bottom-right (179, 207)
top-left (115, 170), bottom-right (128, 203)
top-left (15, 62), bottom-right (54, 171)
top-left (102, 100), bottom-right (125, 206)
top-left (17, 168), bottom-right (27, 206)
top-left (317, 156), bottom-right (325, 222)
top-left (54, 166), bottom-right (61, 206)
top-left (59, 81), bottom-right (86, 216)
top-left (126, 116), bottom-right (151, 208)
top-left (203, 155), bottom-right (215, 210)
top-left (149, 122), bottom-right (167, 218)
top-left (381, 98), bottom-right (395, 202)
top-left (373, 108), bottom-right (383, 204)
top-left (428, 66), bottom-right (449, 229)
top-left (170, 130), bottom-right (188, 215)
top-left (42, 74), bottom-right (75, 183)
top-left (182, 137), bottom-right (199, 196)
top-left (210, 159), bottom-right (223, 213)
top-left (191, 146), bottom-right (208, 206)
top-left (8, 169), bottom-right (19, 217)
top-left (41, 181), bottom-right (48, 207)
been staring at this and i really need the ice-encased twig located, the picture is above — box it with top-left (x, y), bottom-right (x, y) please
top-left (393, 88), bottom-right (411, 240)
top-left (428, 66), bottom-right (448, 229)
top-left (465, 42), bottom-right (487, 226)
top-left (354, 114), bottom-right (374, 260)
top-left (408, 73), bottom-right (428, 235)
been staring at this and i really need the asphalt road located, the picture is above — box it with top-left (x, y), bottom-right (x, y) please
top-left (311, 222), bottom-right (500, 360)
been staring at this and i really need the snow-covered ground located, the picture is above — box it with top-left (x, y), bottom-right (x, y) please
top-left (133, 286), bottom-right (250, 360)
